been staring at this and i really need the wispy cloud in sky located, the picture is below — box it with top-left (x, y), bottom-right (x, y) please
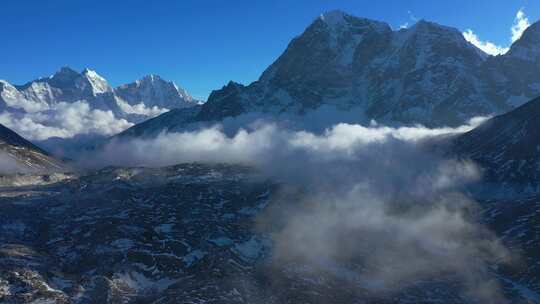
top-left (462, 30), bottom-right (509, 55)
top-left (407, 10), bottom-right (418, 22)
top-left (463, 8), bottom-right (531, 56)
top-left (511, 8), bottom-right (531, 42)
top-left (398, 10), bottom-right (418, 29)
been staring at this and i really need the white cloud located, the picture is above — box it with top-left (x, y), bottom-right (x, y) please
top-left (463, 8), bottom-right (531, 56)
top-left (407, 10), bottom-right (418, 22)
top-left (463, 29), bottom-right (509, 55)
top-left (116, 97), bottom-right (169, 117)
top-left (93, 117), bottom-right (488, 168)
top-left (0, 101), bottom-right (133, 141)
top-left (396, 10), bottom-right (417, 30)
top-left (511, 8), bottom-right (531, 42)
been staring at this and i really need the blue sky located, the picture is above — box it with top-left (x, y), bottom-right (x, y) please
top-left (0, 0), bottom-right (537, 100)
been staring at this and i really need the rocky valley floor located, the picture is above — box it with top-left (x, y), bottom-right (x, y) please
top-left (0, 164), bottom-right (539, 303)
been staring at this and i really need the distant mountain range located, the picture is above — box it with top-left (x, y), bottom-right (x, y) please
top-left (0, 67), bottom-right (200, 141)
top-left (0, 67), bottom-right (199, 116)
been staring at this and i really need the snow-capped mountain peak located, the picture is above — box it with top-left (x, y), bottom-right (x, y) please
top-left (407, 19), bottom-right (474, 46)
top-left (82, 68), bottom-right (112, 94)
top-left (150, 10), bottom-right (540, 131)
top-left (319, 10), bottom-right (348, 28)
top-left (317, 10), bottom-right (390, 33)
top-left (0, 68), bottom-right (200, 141)
top-left (28, 66), bottom-right (113, 99)
top-left (114, 74), bottom-right (198, 109)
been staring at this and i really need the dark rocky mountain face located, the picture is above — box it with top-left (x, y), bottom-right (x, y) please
top-left (0, 163), bottom-right (538, 303)
top-left (190, 11), bottom-right (540, 129)
top-left (257, 14), bottom-right (393, 109)
top-left (0, 123), bottom-right (63, 172)
top-left (123, 12), bottom-right (500, 138)
top-left (197, 82), bottom-right (247, 121)
top-left (114, 106), bottom-right (203, 139)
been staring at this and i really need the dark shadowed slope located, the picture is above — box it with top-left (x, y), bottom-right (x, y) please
top-left (0, 123), bottom-right (64, 172)
top-left (113, 106), bottom-right (203, 140)
top-left (454, 95), bottom-right (540, 197)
